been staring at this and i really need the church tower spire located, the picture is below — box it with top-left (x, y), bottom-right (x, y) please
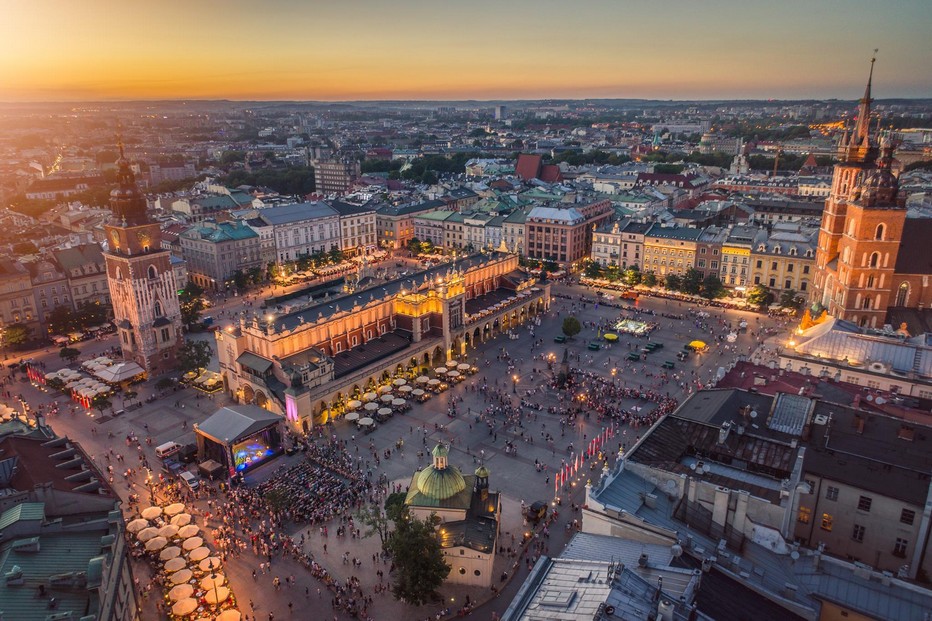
top-left (839, 52), bottom-right (878, 164)
top-left (852, 52), bottom-right (877, 150)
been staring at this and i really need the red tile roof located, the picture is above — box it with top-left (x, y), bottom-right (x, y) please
top-left (539, 164), bottom-right (564, 184)
top-left (515, 154), bottom-right (543, 181)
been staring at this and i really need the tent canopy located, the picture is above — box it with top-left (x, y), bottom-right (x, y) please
top-left (197, 405), bottom-right (280, 445)
top-left (92, 361), bottom-right (145, 383)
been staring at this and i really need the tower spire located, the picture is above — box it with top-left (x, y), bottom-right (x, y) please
top-left (853, 51), bottom-right (877, 148)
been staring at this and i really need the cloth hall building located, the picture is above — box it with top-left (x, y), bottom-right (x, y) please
top-left (216, 253), bottom-right (550, 432)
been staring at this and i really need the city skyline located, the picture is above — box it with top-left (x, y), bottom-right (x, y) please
top-left (1, 0), bottom-right (931, 102)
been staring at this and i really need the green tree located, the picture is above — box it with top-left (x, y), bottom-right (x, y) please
top-left (3, 324), bottom-right (30, 349)
top-left (220, 150), bottom-right (246, 165)
top-left (701, 275), bottom-right (725, 300)
top-left (623, 266), bottom-right (642, 286)
top-left (680, 268), bottom-right (703, 295)
top-left (542, 260), bottom-right (559, 273)
top-left (746, 284), bottom-right (773, 308)
top-left (407, 238), bottom-right (422, 255)
top-left (178, 340), bottom-right (212, 374)
top-left (780, 289), bottom-right (802, 309)
top-left (562, 316), bottom-right (582, 339)
top-left (47, 377), bottom-right (66, 392)
top-left (59, 347), bottom-right (81, 364)
top-left (385, 492), bottom-right (407, 522)
top-left (47, 305), bottom-right (78, 335)
top-left (604, 264), bottom-right (621, 282)
top-left (232, 270), bottom-right (248, 290)
top-left (91, 394), bottom-right (112, 415)
top-left (584, 261), bottom-right (603, 278)
top-left (384, 513), bottom-right (449, 605)
top-left (642, 272), bottom-right (658, 287)
top-left (155, 377), bottom-right (175, 392)
top-left (356, 504), bottom-right (392, 545)
top-left (328, 248), bottom-right (344, 264)
top-left (665, 273), bottom-right (682, 291)
top-left (178, 283), bottom-right (206, 329)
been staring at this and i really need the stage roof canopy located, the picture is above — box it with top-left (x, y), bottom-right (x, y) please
top-left (197, 405), bottom-right (280, 445)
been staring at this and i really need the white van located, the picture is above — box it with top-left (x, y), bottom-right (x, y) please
top-left (155, 441), bottom-right (182, 459)
top-left (179, 471), bottom-right (200, 491)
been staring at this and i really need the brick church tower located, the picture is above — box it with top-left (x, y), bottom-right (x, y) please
top-left (104, 144), bottom-right (183, 373)
top-left (811, 58), bottom-right (908, 327)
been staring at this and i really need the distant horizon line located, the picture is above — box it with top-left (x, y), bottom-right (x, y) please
top-left (2, 95), bottom-right (932, 106)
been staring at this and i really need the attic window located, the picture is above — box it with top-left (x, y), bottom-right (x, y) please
top-left (758, 244), bottom-right (766, 251)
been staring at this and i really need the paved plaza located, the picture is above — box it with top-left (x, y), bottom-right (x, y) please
top-left (1, 281), bottom-right (790, 621)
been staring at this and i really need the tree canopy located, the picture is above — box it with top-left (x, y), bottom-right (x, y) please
top-left (562, 316), bottom-right (582, 338)
top-left (177, 339), bottom-right (212, 375)
top-left (383, 513), bottom-right (449, 605)
top-left (746, 284), bottom-right (773, 307)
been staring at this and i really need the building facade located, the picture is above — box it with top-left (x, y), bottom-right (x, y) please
top-left (328, 201), bottom-right (377, 256)
top-left (0, 260), bottom-right (39, 336)
top-left (104, 148), bottom-right (183, 374)
top-left (375, 200), bottom-right (444, 250)
top-left (179, 220), bottom-right (262, 290)
top-left (642, 224), bottom-right (703, 277)
top-left (525, 200), bottom-right (612, 268)
top-left (53, 244), bottom-right (111, 309)
top-left (257, 202), bottom-right (341, 263)
top-left (750, 224), bottom-right (817, 295)
top-left (812, 64), bottom-right (917, 328)
top-left (216, 253), bottom-right (549, 432)
top-left (314, 158), bottom-right (361, 195)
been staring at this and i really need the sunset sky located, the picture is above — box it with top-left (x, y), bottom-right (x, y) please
top-left (1, 0), bottom-right (930, 102)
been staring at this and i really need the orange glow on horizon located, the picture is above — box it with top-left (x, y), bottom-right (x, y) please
top-left (0, 1), bottom-right (929, 102)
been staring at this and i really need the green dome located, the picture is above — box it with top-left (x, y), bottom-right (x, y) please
top-left (416, 465), bottom-right (466, 500)
top-left (431, 443), bottom-right (449, 458)
top-left (475, 465), bottom-right (490, 478)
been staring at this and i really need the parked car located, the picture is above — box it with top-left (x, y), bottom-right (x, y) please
top-left (179, 471), bottom-right (200, 491)
top-left (554, 335), bottom-right (567, 343)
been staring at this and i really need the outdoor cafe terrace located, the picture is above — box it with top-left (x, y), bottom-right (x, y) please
top-left (464, 287), bottom-right (543, 324)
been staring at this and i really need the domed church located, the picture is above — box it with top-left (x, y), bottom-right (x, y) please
top-left (404, 443), bottom-right (500, 586)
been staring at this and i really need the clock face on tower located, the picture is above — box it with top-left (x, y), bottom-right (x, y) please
top-left (110, 230), bottom-right (120, 249)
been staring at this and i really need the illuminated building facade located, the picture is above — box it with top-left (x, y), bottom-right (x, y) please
top-left (104, 145), bottom-right (183, 374)
top-left (216, 253), bottom-right (549, 432)
top-left (811, 60), bottom-right (932, 327)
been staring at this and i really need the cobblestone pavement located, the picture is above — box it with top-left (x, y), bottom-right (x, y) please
top-left (1, 281), bottom-right (789, 620)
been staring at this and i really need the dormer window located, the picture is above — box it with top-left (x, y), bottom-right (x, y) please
top-left (773, 246), bottom-right (781, 254)
top-left (758, 244), bottom-right (766, 252)
top-left (789, 247), bottom-right (797, 256)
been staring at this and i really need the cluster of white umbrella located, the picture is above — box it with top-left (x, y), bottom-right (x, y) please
top-left (130, 502), bottom-right (240, 620)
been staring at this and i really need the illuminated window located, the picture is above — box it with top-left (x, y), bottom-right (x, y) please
top-left (821, 513), bottom-right (833, 531)
top-left (798, 507), bottom-right (812, 524)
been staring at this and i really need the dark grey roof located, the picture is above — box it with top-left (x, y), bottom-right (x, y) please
top-left (375, 200), bottom-right (444, 217)
top-left (645, 223), bottom-right (704, 240)
top-left (52, 244), bottom-right (104, 272)
top-left (894, 216), bottom-right (932, 275)
top-left (327, 200), bottom-right (376, 217)
top-left (805, 401), bottom-right (932, 505)
top-left (196, 405), bottom-right (281, 444)
top-left (236, 352), bottom-right (274, 374)
top-left (271, 253), bottom-right (510, 332)
top-left (258, 202), bottom-right (338, 225)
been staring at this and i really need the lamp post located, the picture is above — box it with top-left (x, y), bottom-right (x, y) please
top-left (512, 374), bottom-right (518, 394)
top-left (145, 469), bottom-right (155, 504)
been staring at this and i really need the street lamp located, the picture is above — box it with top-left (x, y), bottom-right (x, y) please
top-left (145, 469), bottom-right (155, 504)
top-left (512, 374), bottom-right (518, 394)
